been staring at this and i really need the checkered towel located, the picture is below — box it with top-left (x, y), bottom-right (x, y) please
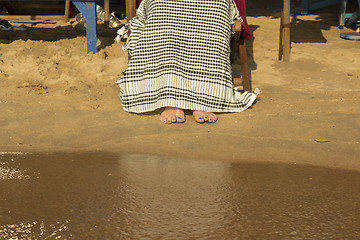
top-left (116, 0), bottom-right (257, 113)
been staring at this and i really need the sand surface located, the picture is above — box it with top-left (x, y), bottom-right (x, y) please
top-left (0, 3), bottom-right (359, 170)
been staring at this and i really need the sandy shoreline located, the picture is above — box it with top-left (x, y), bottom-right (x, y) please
top-left (0, 5), bottom-right (359, 171)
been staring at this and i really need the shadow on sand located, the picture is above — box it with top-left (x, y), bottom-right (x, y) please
top-left (0, 21), bottom-right (120, 52)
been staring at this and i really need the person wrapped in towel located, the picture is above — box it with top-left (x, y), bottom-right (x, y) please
top-left (116, 0), bottom-right (257, 123)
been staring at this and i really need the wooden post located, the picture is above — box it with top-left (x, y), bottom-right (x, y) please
top-left (126, 0), bottom-right (136, 21)
top-left (279, 12), bottom-right (284, 60)
top-left (104, 0), bottom-right (110, 26)
top-left (65, 0), bottom-right (70, 22)
top-left (239, 37), bottom-right (251, 92)
top-left (283, 0), bottom-right (291, 62)
top-left (231, 20), bottom-right (251, 92)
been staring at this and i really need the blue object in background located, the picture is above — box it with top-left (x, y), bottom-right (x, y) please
top-left (72, 1), bottom-right (97, 54)
top-left (340, 32), bottom-right (360, 40)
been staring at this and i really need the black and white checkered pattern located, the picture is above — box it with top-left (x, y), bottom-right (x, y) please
top-left (116, 0), bottom-right (256, 113)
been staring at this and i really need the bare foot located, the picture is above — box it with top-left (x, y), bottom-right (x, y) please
top-left (160, 107), bottom-right (186, 124)
top-left (193, 110), bottom-right (218, 123)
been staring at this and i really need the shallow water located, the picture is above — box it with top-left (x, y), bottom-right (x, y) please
top-left (1, 152), bottom-right (360, 239)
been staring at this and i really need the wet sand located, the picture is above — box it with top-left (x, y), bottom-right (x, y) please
top-left (1, 152), bottom-right (360, 239)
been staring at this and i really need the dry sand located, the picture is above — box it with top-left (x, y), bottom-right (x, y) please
top-left (0, 4), bottom-right (359, 171)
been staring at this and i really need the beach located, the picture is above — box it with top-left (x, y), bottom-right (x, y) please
top-left (0, 2), bottom-right (359, 171)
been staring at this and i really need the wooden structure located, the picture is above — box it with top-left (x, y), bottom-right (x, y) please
top-left (0, 0), bottom-right (71, 21)
top-left (278, 0), bottom-right (360, 60)
top-left (279, 0), bottom-right (291, 62)
top-left (126, 0), bottom-right (137, 20)
top-left (231, 20), bottom-right (252, 92)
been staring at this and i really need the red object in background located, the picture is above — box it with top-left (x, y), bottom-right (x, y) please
top-left (233, 0), bottom-right (252, 40)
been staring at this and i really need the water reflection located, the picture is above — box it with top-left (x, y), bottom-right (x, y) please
top-left (1, 152), bottom-right (359, 239)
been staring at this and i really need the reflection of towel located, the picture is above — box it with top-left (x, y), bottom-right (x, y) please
top-left (137, 0), bottom-right (252, 40)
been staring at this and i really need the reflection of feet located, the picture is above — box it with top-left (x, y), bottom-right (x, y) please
top-left (160, 107), bottom-right (186, 124)
top-left (193, 111), bottom-right (217, 123)
top-left (0, 20), bottom-right (26, 31)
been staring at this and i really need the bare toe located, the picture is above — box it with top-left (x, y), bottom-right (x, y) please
top-left (193, 111), bottom-right (205, 123)
top-left (177, 117), bottom-right (185, 123)
top-left (167, 116), bottom-right (173, 123)
top-left (195, 117), bottom-right (205, 123)
top-left (209, 113), bottom-right (217, 123)
top-left (193, 110), bottom-right (217, 123)
top-left (160, 115), bottom-right (166, 123)
top-left (175, 112), bottom-right (186, 123)
top-left (160, 107), bottom-right (185, 124)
